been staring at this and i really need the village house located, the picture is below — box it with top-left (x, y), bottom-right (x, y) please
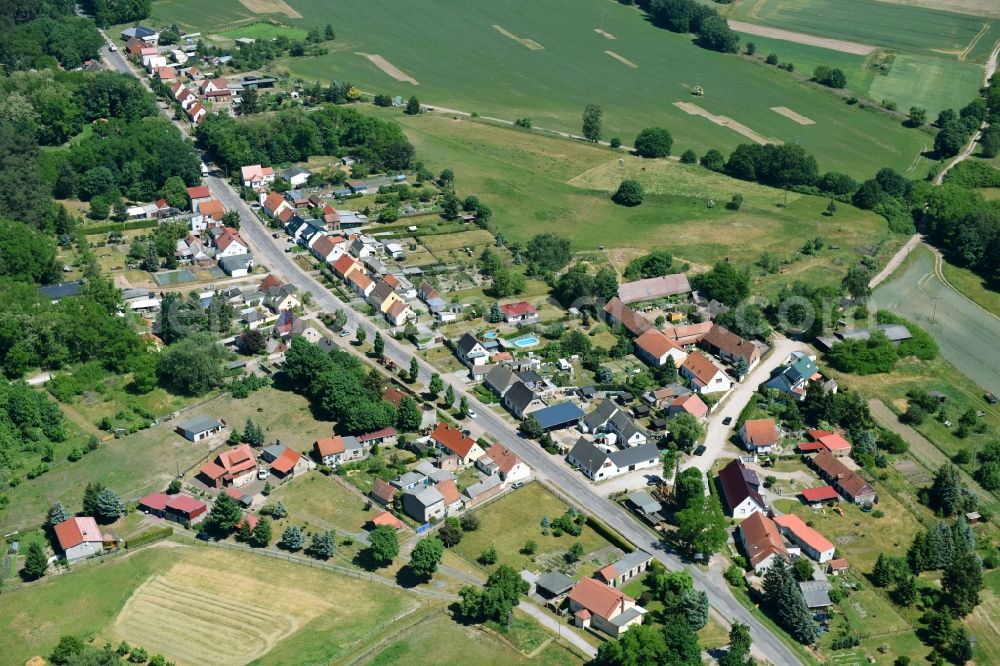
top-left (462, 474), bottom-right (504, 507)
top-left (603, 411), bottom-right (647, 448)
top-left (737, 512), bottom-right (790, 573)
top-left (680, 351), bottom-right (732, 394)
top-left (174, 416), bottom-right (224, 442)
top-left (384, 301), bottom-right (415, 327)
top-left (54, 517), bottom-right (104, 563)
top-left (634, 329), bottom-right (688, 368)
top-left (568, 577), bottom-right (647, 637)
top-left (717, 458), bottom-right (766, 518)
top-left (765, 352), bottom-right (820, 400)
top-left (699, 324), bottom-right (764, 370)
top-left (214, 228), bottom-right (249, 258)
top-left (773, 513), bottom-right (836, 563)
top-left (121, 25), bottom-right (159, 45)
top-left (261, 191), bottom-right (294, 219)
top-left (346, 270), bottom-right (375, 298)
top-left (580, 398), bottom-right (619, 434)
top-left (595, 550), bottom-right (654, 587)
top-left (477, 443), bottom-right (531, 484)
top-left (313, 435), bottom-right (369, 467)
top-left (281, 167), bottom-right (312, 188)
top-left (740, 418), bottom-right (779, 455)
top-left (567, 439), bottom-right (659, 482)
top-left (369, 478), bottom-right (398, 507)
top-left (603, 297), bottom-right (654, 336)
top-left (501, 301), bottom-right (539, 324)
top-left (430, 422), bottom-right (486, 465)
top-left (455, 333), bottom-right (489, 368)
top-left (197, 444), bottom-right (257, 489)
top-left (402, 486), bottom-right (445, 523)
top-left (808, 450), bottom-right (878, 505)
top-left (260, 444), bottom-right (309, 481)
top-left (484, 365), bottom-right (519, 398)
top-left (502, 381), bottom-right (546, 420)
top-left (219, 254), bottom-right (253, 278)
top-left (265, 284), bottom-right (300, 313)
top-left (241, 164), bottom-right (275, 190)
top-left (805, 429), bottom-right (852, 457)
top-left (368, 511), bottom-right (403, 531)
top-left (187, 185), bottom-right (212, 211)
top-left (667, 393), bottom-right (709, 420)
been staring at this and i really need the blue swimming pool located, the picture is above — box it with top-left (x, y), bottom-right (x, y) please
top-left (483, 331), bottom-right (497, 340)
top-left (513, 336), bottom-right (539, 348)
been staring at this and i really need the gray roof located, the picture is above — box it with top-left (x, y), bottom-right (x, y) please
top-left (414, 460), bottom-right (438, 477)
top-left (568, 438), bottom-right (610, 475)
top-left (609, 411), bottom-right (643, 442)
top-left (504, 381), bottom-right (538, 414)
top-left (406, 486), bottom-right (444, 507)
top-left (282, 167), bottom-right (311, 179)
top-left (463, 474), bottom-right (502, 499)
top-left (878, 323), bottom-right (912, 342)
top-left (39, 280), bottom-right (84, 301)
top-left (220, 254), bottom-right (252, 273)
top-left (532, 401), bottom-right (585, 430)
top-left (610, 549), bottom-right (653, 575)
top-left (261, 444), bottom-right (285, 461)
top-left (456, 332), bottom-right (482, 356)
top-left (535, 570), bottom-right (575, 597)
top-left (626, 490), bottom-right (662, 514)
top-left (583, 399), bottom-right (618, 432)
top-left (392, 471), bottom-right (426, 488)
top-left (484, 365), bottom-right (519, 395)
top-left (610, 606), bottom-right (646, 626)
top-left (343, 435), bottom-right (362, 451)
top-left (428, 469), bottom-right (456, 483)
top-left (177, 416), bottom-right (221, 434)
top-left (798, 580), bottom-right (833, 608)
top-left (609, 443), bottom-right (660, 469)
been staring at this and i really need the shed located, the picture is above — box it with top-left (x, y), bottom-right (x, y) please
top-left (531, 402), bottom-right (586, 431)
top-left (535, 570), bottom-right (575, 598)
top-left (175, 416), bottom-right (223, 442)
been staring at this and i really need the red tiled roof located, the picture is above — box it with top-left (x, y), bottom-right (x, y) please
top-left (829, 558), bottom-right (849, 571)
top-left (431, 422), bottom-right (477, 458)
top-left (370, 511), bottom-right (403, 530)
top-left (738, 512), bottom-right (788, 569)
top-left (774, 513), bottom-right (834, 554)
top-left (681, 351), bottom-right (723, 387)
top-left (742, 419), bottom-right (778, 446)
top-left (216, 232), bottom-right (245, 252)
top-left (198, 199), bottom-right (225, 220)
top-left (357, 427), bottom-right (396, 443)
top-left (54, 517), bottom-right (102, 551)
top-left (348, 271), bottom-right (373, 291)
top-left (501, 301), bottom-right (537, 317)
top-left (382, 387), bottom-right (405, 409)
top-left (166, 495), bottom-right (206, 515)
top-left (332, 254), bottom-right (358, 276)
top-left (225, 487), bottom-right (245, 500)
top-left (797, 442), bottom-right (826, 453)
top-left (485, 443), bottom-right (522, 476)
top-left (670, 393), bottom-right (708, 419)
top-left (236, 514), bottom-right (258, 531)
top-left (801, 486), bottom-right (839, 503)
top-left (597, 564), bottom-right (618, 582)
top-left (187, 185), bottom-right (211, 199)
top-left (660, 321), bottom-right (714, 344)
top-left (387, 301), bottom-right (409, 320)
top-left (260, 274), bottom-right (281, 293)
top-left (635, 329), bottom-right (683, 360)
top-left (370, 477), bottom-right (397, 503)
top-left (816, 432), bottom-right (852, 452)
top-left (435, 479), bottom-right (461, 505)
top-left (199, 461), bottom-right (226, 480)
top-left (568, 578), bottom-right (631, 620)
top-left (270, 448), bottom-right (301, 474)
top-left (314, 436), bottom-right (345, 457)
top-left (618, 273), bottom-right (691, 304)
top-left (139, 492), bottom-right (170, 512)
top-left (262, 191), bottom-right (286, 213)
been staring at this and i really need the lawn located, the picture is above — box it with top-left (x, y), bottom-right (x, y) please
top-left (120, 0), bottom-right (262, 32)
top-left (939, 251), bottom-right (1000, 318)
top-left (216, 21), bottom-right (309, 42)
top-left (451, 482), bottom-right (620, 576)
top-left (379, 112), bottom-right (898, 297)
top-left (265, 0), bottom-right (930, 178)
top-left (866, 53), bottom-right (985, 116)
top-left (269, 472), bottom-right (380, 534)
top-left (727, 0), bottom-right (999, 60)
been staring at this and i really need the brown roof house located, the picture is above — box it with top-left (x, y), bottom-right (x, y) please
top-left (617, 273), bottom-right (691, 304)
top-left (699, 324), bottom-right (764, 370)
top-left (809, 450), bottom-right (878, 505)
top-left (430, 422), bottom-right (485, 465)
top-left (197, 444), bottom-right (257, 489)
top-left (739, 418), bottom-right (779, 455)
top-left (477, 443), bottom-right (531, 484)
top-left (680, 351), bottom-right (732, 394)
top-left (568, 577), bottom-right (647, 637)
top-left (737, 512), bottom-right (789, 573)
top-left (634, 329), bottom-right (688, 368)
top-left (54, 517), bottom-right (104, 563)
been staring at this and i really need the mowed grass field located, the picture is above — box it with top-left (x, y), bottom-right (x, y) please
top-left (158, 0), bottom-right (938, 179)
top-left (216, 22), bottom-right (309, 42)
top-left (728, 0), bottom-right (999, 59)
top-left (379, 111), bottom-right (897, 294)
top-left (866, 53), bottom-right (986, 115)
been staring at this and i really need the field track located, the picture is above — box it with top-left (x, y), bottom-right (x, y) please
top-left (492, 25), bottom-right (543, 50)
top-left (594, 28), bottom-right (616, 39)
top-left (673, 102), bottom-right (778, 144)
top-left (605, 50), bottom-right (638, 68)
top-left (770, 106), bottom-right (816, 125)
top-left (728, 20), bottom-right (877, 55)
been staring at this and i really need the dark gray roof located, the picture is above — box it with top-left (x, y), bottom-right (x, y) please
top-left (567, 438), bottom-right (610, 475)
top-left (798, 580), bottom-right (833, 608)
top-left (583, 399), bottom-right (618, 432)
top-left (463, 474), bottom-right (501, 499)
top-left (220, 254), bottom-right (252, 273)
top-left (484, 365), bottom-right (518, 395)
top-left (532, 401), bottom-right (585, 430)
top-left (177, 416), bottom-right (221, 434)
top-left (611, 549), bottom-right (653, 574)
top-left (609, 411), bottom-right (643, 442)
top-left (626, 490), bottom-right (662, 514)
top-left (456, 332), bottom-right (482, 356)
top-left (535, 570), bottom-right (575, 597)
top-left (609, 443), bottom-right (660, 468)
top-left (504, 381), bottom-right (538, 414)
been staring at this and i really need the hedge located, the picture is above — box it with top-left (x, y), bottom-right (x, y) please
top-left (83, 219), bottom-right (160, 236)
top-left (585, 515), bottom-right (636, 553)
top-left (126, 526), bottom-right (174, 549)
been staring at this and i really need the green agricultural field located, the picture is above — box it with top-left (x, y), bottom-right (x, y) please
top-left (379, 111), bottom-right (899, 296)
top-left (867, 53), bottom-right (985, 115)
top-left (728, 0), bottom-right (999, 59)
top-left (216, 21), bottom-right (309, 43)
top-left (247, 0), bottom-right (930, 178)
top-left (733, 37), bottom-right (876, 92)
top-left (130, 0), bottom-right (260, 32)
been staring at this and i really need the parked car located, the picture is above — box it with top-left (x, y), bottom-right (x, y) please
top-left (693, 445), bottom-right (707, 456)
top-left (257, 467), bottom-right (270, 480)
top-left (722, 416), bottom-right (733, 426)
top-left (339, 329), bottom-right (350, 337)
top-left (107, 42), bottom-right (117, 52)
top-left (195, 532), bottom-right (213, 542)
top-left (986, 393), bottom-right (998, 405)
top-left (272, 233), bottom-right (280, 238)
top-left (511, 481), bottom-right (525, 489)
top-left (467, 409), bottom-right (478, 419)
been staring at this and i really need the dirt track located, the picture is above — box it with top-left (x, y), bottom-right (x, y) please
top-left (356, 53), bottom-right (419, 85)
top-left (770, 106), bottom-right (815, 125)
top-left (728, 20), bottom-right (877, 55)
top-left (673, 101), bottom-right (777, 145)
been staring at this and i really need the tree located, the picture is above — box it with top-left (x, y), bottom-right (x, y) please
top-left (238, 86), bottom-right (260, 116)
top-left (409, 537), bottom-right (444, 578)
top-left (397, 396), bottom-right (422, 431)
top-left (460, 513), bottom-right (480, 531)
top-left (444, 384), bottom-right (456, 408)
top-left (46, 502), bottom-right (70, 529)
top-left (634, 127), bottom-right (673, 158)
top-left (367, 525), bottom-right (400, 567)
top-left (593, 267), bottom-right (618, 300)
top-left (307, 530), bottom-right (336, 560)
top-left (243, 418), bottom-right (264, 447)
top-left (478, 545), bottom-right (498, 565)
top-left (409, 356), bottom-right (420, 382)
top-left (906, 106), bottom-right (927, 127)
top-left (842, 265), bottom-right (873, 300)
top-left (459, 396), bottom-right (470, 418)
top-left (612, 179), bottom-right (644, 207)
top-left (157, 332), bottom-right (230, 396)
top-left (248, 515), bottom-right (272, 547)
top-left (521, 539), bottom-right (538, 555)
top-left (681, 587), bottom-right (710, 630)
top-left (669, 413), bottom-right (704, 451)
top-left (718, 622), bottom-right (753, 666)
top-left (373, 331), bottom-right (384, 358)
top-left (458, 564), bottom-right (529, 624)
top-left (23, 541), bottom-right (48, 580)
top-left (489, 266), bottom-right (525, 297)
top-left (428, 373), bottom-right (444, 397)
top-left (82, 481), bottom-right (104, 516)
top-left (524, 233), bottom-right (572, 272)
top-left (792, 556), bottom-right (814, 582)
top-left (582, 104), bottom-right (603, 142)
top-left (404, 96), bottom-right (420, 115)
top-left (278, 526), bottom-right (305, 550)
top-left (762, 558), bottom-right (817, 644)
top-left (942, 548), bottom-right (983, 616)
top-left (439, 517), bottom-right (463, 547)
top-left (593, 623), bottom-right (700, 666)
top-left (95, 487), bottom-right (124, 523)
top-left (733, 356), bottom-right (750, 380)
top-left (356, 328), bottom-right (367, 345)
top-left (693, 262), bottom-right (750, 305)
top-left (209, 492), bottom-right (243, 534)
top-left (159, 175), bottom-right (189, 210)
top-left (674, 495), bottom-right (727, 559)
top-left (673, 467), bottom-right (705, 509)
top-left (701, 149), bottom-right (726, 172)
top-left (892, 574), bottom-right (918, 607)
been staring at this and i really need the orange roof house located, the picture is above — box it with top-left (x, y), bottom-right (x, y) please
top-left (773, 513), bottom-right (836, 562)
top-left (430, 422), bottom-right (485, 464)
top-left (369, 511), bottom-right (403, 531)
top-left (667, 393), bottom-right (709, 419)
top-left (737, 512), bottom-right (789, 572)
top-left (197, 444), bottom-right (257, 489)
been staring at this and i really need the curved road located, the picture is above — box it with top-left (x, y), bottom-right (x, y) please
top-left (101, 42), bottom-right (801, 665)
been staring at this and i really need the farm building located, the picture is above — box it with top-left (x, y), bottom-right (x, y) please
top-left (617, 273), bottom-right (691, 304)
top-left (773, 513), bottom-right (835, 563)
top-left (175, 416), bottom-right (224, 442)
top-left (530, 402), bottom-right (586, 431)
top-left (595, 550), bottom-right (653, 587)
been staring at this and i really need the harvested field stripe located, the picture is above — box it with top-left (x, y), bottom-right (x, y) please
top-left (355, 52), bottom-right (419, 85)
top-left (605, 50), bottom-right (638, 68)
top-left (492, 24), bottom-right (544, 50)
top-left (770, 106), bottom-right (816, 125)
top-left (673, 101), bottom-right (780, 145)
top-left (594, 28), bottom-right (617, 39)
top-left (728, 20), bottom-right (877, 55)
top-left (237, 0), bottom-right (301, 19)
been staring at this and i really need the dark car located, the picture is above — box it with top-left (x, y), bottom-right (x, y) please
top-left (195, 532), bottom-right (213, 542)
top-left (722, 416), bottom-right (733, 426)
top-left (986, 393), bottom-right (998, 405)
top-left (693, 445), bottom-right (707, 456)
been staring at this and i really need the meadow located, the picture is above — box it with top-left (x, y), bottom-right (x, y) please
top-left (379, 111), bottom-right (899, 297)
top-left (216, 21), bottom-right (310, 43)
top-left (142, 0), bottom-right (932, 178)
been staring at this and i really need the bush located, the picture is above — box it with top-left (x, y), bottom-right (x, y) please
top-left (612, 179), bottom-right (644, 207)
top-left (680, 149), bottom-right (697, 163)
top-left (633, 127), bottom-right (673, 158)
top-left (126, 526), bottom-right (173, 549)
top-left (765, 53), bottom-right (779, 65)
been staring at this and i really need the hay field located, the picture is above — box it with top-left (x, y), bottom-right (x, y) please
top-left (269, 0), bottom-right (929, 179)
top-left (104, 547), bottom-right (413, 665)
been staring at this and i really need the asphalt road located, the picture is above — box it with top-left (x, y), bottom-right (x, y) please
top-left (104, 41), bottom-right (802, 664)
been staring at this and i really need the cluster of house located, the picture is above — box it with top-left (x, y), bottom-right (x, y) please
top-left (194, 441), bottom-right (309, 490)
top-left (567, 398), bottom-right (661, 482)
top-left (366, 422), bottom-right (530, 524)
top-left (138, 492), bottom-right (208, 526)
top-left (533, 549), bottom-right (654, 638)
top-left (179, 185), bottom-right (256, 276)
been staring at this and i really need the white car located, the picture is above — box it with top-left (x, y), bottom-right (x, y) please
top-left (467, 409), bottom-right (478, 419)
top-left (108, 42), bottom-right (117, 52)
top-left (257, 467), bottom-right (270, 480)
